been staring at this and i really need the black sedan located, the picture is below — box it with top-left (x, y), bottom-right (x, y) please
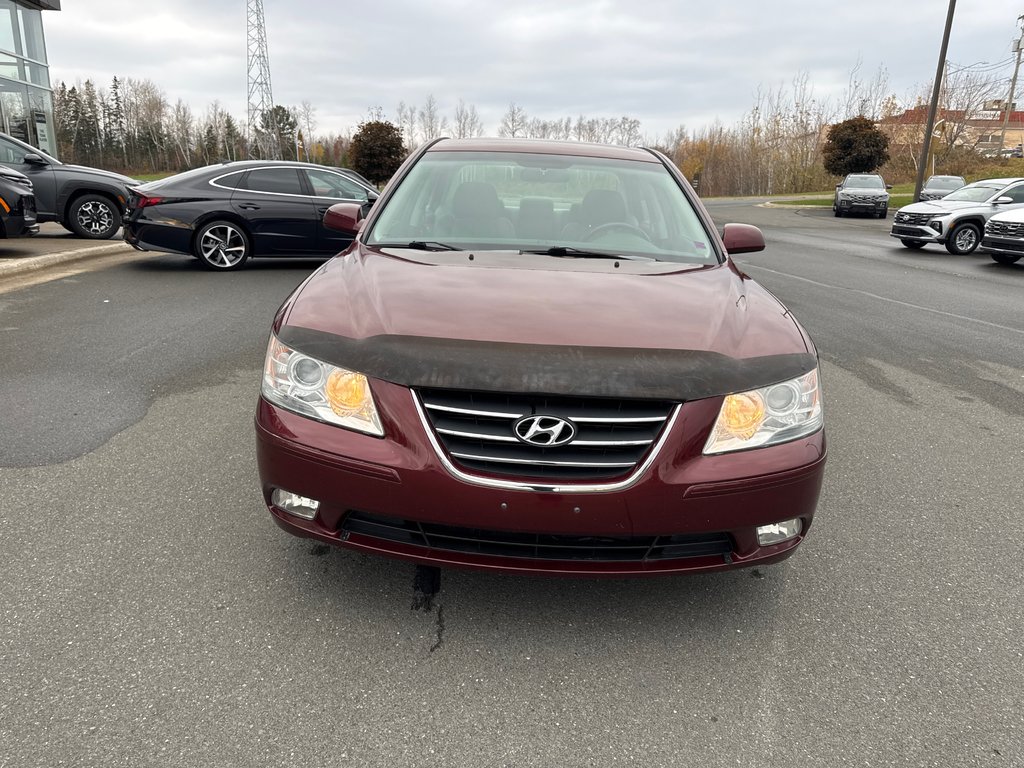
top-left (123, 161), bottom-right (378, 270)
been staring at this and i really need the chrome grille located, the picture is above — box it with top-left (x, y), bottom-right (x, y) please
top-left (985, 219), bottom-right (1024, 237)
top-left (416, 388), bottom-right (676, 483)
top-left (894, 211), bottom-right (934, 225)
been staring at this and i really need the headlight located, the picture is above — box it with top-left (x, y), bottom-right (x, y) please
top-left (703, 369), bottom-right (822, 454)
top-left (261, 335), bottom-right (383, 436)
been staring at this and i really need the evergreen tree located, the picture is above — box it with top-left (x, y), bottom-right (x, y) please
top-left (349, 120), bottom-right (404, 185)
top-left (822, 116), bottom-right (890, 176)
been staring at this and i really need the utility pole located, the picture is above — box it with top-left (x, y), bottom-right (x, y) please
top-left (246, 0), bottom-right (279, 160)
top-left (914, 0), bottom-right (956, 203)
top-left (998, 16), bottom-right (1024, 155)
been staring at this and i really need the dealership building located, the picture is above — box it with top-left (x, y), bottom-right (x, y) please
top-left (0, 0), bottom-right (58, 155)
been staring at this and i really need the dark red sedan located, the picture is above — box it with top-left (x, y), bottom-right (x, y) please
top-left (255, 138), bottom-right (825, 576)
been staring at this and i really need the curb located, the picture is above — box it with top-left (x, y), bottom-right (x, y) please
top-left (0, 241), bottom-right (133, 278)
top-left (758, 201), bottom-right (830, 209)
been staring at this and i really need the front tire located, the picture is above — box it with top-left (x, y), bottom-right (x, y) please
top-left (193, 220), bottom-right (251, 271)
top-left (945, 222), bottom-right (981, 255)
top-left (68, 194), bottom-right (120, 239)
top-left (877, 206), bottom-right (888, 219)
top-left (990, 252), bottom-right (1022, 265)
top-left (900, 239), bottom-right (926, 249)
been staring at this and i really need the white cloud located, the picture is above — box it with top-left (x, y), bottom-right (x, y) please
top-left (44, 0), bottom-right (1017, 140)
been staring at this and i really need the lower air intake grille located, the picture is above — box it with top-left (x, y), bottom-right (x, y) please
top-left (342, 512), bottom-right (734, 562)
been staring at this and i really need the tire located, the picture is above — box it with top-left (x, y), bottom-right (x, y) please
top-left (944, 222), bottom-right (981, 255)
top-left (900, 239), bottom-right (926, 249)
top-left (834, 206), bottom-right (843, 217)
top-left (67, 193), bottom-right (121, 239)
top-left (990, 252), bottom-right (1022, 265)
top-left (193, 220), bottom-right (251, 271)
top-left (877, 206), bottom-right (888, 219)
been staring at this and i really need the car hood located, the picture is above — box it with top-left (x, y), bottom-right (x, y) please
top-left (988, 207), bottom-right (1024, 224)
top-left (55, 164), bottom-right (137, 186)
top-left (274, 248), bottom-right (816, 401)
top-left (897, 200), bottom-right (990, 214)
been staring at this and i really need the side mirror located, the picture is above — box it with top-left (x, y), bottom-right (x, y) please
top-left (994, 196), bottom-right (1014, 205)
top-left (323, 202), bottom-right (365, 233)
top-left (722, 223), bottom-right (765, 255)
top-left (886, 184), bottom-right (893, 190)
top-left (22, 152), bottom-right (47, 165)
top-left (835, 184), bottom-right (841, 189)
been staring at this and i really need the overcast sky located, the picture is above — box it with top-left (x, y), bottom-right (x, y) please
top-left (43, 1), bottom-right (1020, 140)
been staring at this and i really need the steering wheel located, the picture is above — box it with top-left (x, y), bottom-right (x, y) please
top-left (583, 222), bottom-right (652, 242)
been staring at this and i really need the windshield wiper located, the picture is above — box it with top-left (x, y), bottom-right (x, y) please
top-left (378, 241), bottom-right (463, 251)
top-left (520, 246), bottom-right (655, 261)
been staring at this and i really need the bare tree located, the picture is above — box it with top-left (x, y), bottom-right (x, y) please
top-left (452, 99), bottom-right (484, 138)
top-left (499, 102), bottom-right (529, 137)
top-left (418, 95), bottom-right (448, 142)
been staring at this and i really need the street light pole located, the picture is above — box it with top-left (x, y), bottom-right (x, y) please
top-left (914, 0), bottom-right (956, 203)
top-left (998, 19), bottom-right (1024, 156)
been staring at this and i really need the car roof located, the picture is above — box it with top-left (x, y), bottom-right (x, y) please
top-left (426, 137), bottom-right (660, 163)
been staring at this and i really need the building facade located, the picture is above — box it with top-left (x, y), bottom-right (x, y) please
top-left (0, 0), bottom-right (58, 155)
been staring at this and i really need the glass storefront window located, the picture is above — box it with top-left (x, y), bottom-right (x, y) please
top-left (0, 2), bottom-right (16, 56)
top-left (0, 2), bottom-right (54, 154)
top-left (17, 7), bottom-right (44, 61)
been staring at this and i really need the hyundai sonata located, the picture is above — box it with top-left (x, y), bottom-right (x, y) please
top-left (255, 138), bottom-right (826, 576)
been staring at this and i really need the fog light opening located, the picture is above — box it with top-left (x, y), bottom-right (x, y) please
top-left (271, 488), bottom-right (320, 520)
top-left (757, 518), bottom-right (802, 546)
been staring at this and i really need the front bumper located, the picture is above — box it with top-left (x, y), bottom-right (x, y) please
top-left (981, 234), bottom-right (1024, 256)
top-left (890, 222), bottom-right (943, 243)
top-left (837, 196), bottom-right (887, 213)
top-left (255, 383), bottom-right (827, 576)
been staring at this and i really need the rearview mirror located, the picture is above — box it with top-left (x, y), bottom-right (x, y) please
top-left (323, 202), bottom-right (365, 233)
top-left (721, 223), bottom-right (765, 255)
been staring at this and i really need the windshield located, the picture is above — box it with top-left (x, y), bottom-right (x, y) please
top-left (366, 150), bottom-right (718, 265)
top-left (941, 183), bottom-right (1004, 203)
top-left (925, 177), bottom-right (964, 190)
top-left (845, 176), bottom-right (885, 189)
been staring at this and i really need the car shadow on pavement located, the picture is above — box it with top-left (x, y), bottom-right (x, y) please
top-left (129, 254), bottom-right (330, 272)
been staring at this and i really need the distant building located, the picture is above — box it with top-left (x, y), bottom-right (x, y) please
top-left (879, 105), bottom-right (1024, 158)
top-left (0, 1), bottom-right (60, 155)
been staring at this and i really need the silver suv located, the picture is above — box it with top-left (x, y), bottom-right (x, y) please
top-left (890, 177), bottom-right (1024, 255)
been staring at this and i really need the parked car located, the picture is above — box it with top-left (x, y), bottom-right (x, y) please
top-left (918, 174), bottom-right (966, 201)
top-left (0, 131), bottom-right (136, 239)
top-left (833, 173), bottom-right (891, 218)
top-left (255, 138), bottom-right (827, 576)
top-left (890, 177), bottom-right (1024, 254)
top-left (123, 160), bottom-right (379, 270)
top-left (981, 208), bottom-right (1024, 265)
top-left (0, 165), bottom-right (38, 239)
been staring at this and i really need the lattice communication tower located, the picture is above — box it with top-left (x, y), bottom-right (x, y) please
top-left (246, 0), bottom-right (279, 159)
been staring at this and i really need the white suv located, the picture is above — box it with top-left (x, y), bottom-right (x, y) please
top-left (890, 177), bottom-right (1024, 254)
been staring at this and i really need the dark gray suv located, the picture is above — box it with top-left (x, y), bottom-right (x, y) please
top-left (833, 173), bottom-right (891, 218)
top-left (0, 132), bottom-right (137, 239)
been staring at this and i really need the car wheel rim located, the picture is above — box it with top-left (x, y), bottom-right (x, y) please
top-left (955, 229), bottom-right (977, 251)
top-left (200, 225), bottom-right (246, 267)
top-left (77, 201), bottom-right (114, 235)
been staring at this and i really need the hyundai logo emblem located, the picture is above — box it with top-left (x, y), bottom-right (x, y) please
top-left (513, 415), bottom-right (576, 447)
